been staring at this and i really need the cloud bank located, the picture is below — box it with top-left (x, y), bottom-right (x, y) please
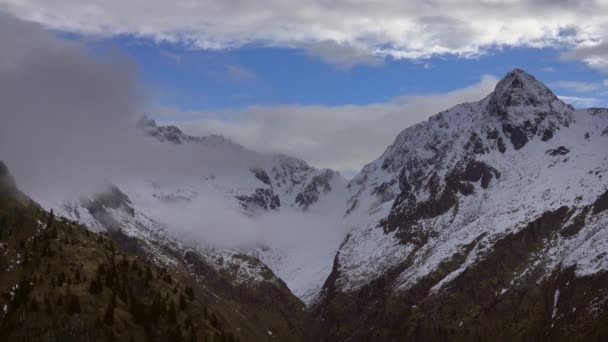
top-left (2, 1), bottom-right (608, 69)
top-left (158, 75), bottom-right (499, 174)
top-left (0, 14), bottom-right (349, 261)
top-left (0, 13), bottom-right (261, 204)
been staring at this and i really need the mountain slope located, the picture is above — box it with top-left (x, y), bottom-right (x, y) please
top-left (51, 118), bottom-right (348, 305)
top-left (0, 161), bottom-right (305, 341)
top-left (137, 116), bottom-right (346, 214)
top-left (309, 69), bottom-right (608, 340)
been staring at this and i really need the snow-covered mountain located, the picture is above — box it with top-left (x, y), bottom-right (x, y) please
top-left (137, 115), bottom-right (346, 213)
top-left (311, 68), bottom-right (608, 340)
top-left (37, 68), bottom-right (608, 340)
top-left (333, 68), bottom-right (605, 292)
top-left (53, 116), bottom-right (348, 304)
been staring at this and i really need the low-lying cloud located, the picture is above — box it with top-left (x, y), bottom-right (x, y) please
top-left (0, 13), bottom-right (261, 203)
top-left (158, 75), bottom-right (498, 175)
top-left (0, 13), bottom-right (350, 267)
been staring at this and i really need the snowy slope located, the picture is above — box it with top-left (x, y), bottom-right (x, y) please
top-left (46, 118), bottom-right (348, 304)
top-left (136, 118), bottom-right (350, 301)
top-left (332, 69), bottom-right (608, 295)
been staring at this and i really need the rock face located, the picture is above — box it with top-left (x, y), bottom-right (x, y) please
top-left (236, 188), bottom-right (281, 211)
top-left (137, 116), bottom-right (240, 147)
top-left (486, 68), bottom-right (574, 149)
top-left (295, 169), bottom-right (336, 210)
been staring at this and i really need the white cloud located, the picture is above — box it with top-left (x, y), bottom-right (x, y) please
top-left (305, 42), bottom-right (383, 70)
top-left (548, 80), bottom-right (603, 93)
top-left (558, 95), bottom-right (607, 108)
top-left (157, 75), bottom-right (499, 174)
top-left (562, 42), bottom-right (608, 73)
top-left (225, 64), bottom-right (256, 82)
top-left (540, 66), bottom-right (556, 72)
top-left (2, 1), bottom-right (608, 68)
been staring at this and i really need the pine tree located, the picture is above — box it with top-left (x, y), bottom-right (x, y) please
top-left (74, 267), bottom-right (81, 283)
top-left (104, 294), bottom-right (116, 325)
top-left (29, 297), bottom-right (39, 312)
top-left (105, 268), bottom-right (115, 288)
top-left (89, 277), bottom-right (103, 294)
top-left (12, 278), bottom-right (32, 311)
top-left (57, 271), bottom-right (66, 286)
top-left (209, 312), bottom-right (220, 330)
top-left (119, 284), bottom-right (128, 303)
top-left (49, 225), bottom-right (58, 239)
top-left (44, 295), bottom-right (53, 315)
top-left (179, 292), bottom-right (187, 310)
top-left (167, 299), bottom-right (177, 324)
top-left (120, 254), bottom-right (129, 271)
top-left (66, 293), bottom-right (81, 314)
top-left (185, 286), bottom-right (195, 301)
top-left (130, 296), bottom-right (145, 324)
top-left (22, 252), bottom-right (29, 266)
top-left (46, 209), bottom-right (54, 230)
top-left (150, 294), bottom-right (162, 323)
top-left (188, 329), bottom-right (197, 342)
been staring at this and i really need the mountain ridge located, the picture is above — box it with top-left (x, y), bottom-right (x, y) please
top-left (4, 68), bottom-right (608, 340)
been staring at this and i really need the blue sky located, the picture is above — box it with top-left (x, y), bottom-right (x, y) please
top-left (97, 36), bottom-right (608, 112)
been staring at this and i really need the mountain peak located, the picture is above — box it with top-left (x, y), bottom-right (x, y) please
top-left (484, 69), bottom-right (574, 145)
top-left (491, 68), bottom-right (561, 111)
top-left (136, 115), bottom-right (247, 151)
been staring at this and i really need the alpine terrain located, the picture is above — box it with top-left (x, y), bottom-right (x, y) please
top-left (2, 69), bottom-right (608, 341)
